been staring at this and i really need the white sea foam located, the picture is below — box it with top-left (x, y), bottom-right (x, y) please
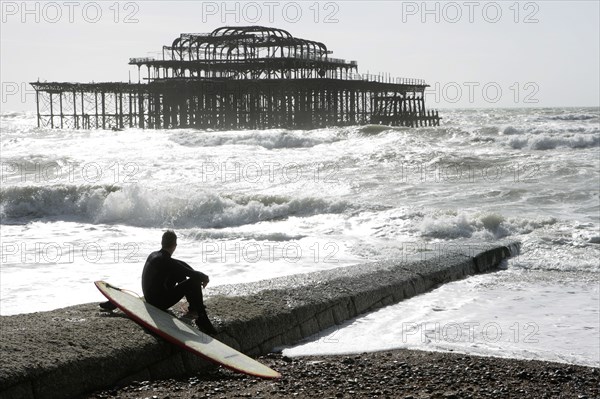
top-left (282, 270), bottom-right (600, 368)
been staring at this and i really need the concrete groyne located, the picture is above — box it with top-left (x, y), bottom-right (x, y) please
top-left (0, 242), bottom-right (519, 399)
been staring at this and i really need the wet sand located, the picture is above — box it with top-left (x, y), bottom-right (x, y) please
top-left (86, 349), bottom-right (598, 398)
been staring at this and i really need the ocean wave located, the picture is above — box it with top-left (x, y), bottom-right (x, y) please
top-left (473, 126), bottom-right (501, 135)
top-left (184, 229), bottom-right (306, 242)
top-left (169, 129), bottom-right (342, 149)
top-left (1, 111), bottom-right (34, 120)
top-left (1, 155), bottom-right (77, 175)
top-left (355, 125), bottom-right (395, 136)
top-left (500, 126), bottom-right (521, 135)
top-left (115, 190), bottom-right (348, 228)
top-left (499, 125), bottom-right (599, 137)
top-left (0, 184), bottom-right (117, 219)
top-left (418, 212), bottom-right (561, 240)
top-left (511, 236), bottom-right (600, 273)
top-left (545, 113), bottom-right (598, 121)
top-left (507, 134), bottom-right (600, 150)
top-left (0, 185), bottom-right (349, 228)
top-left (420, 213), bottom-right (509, 240)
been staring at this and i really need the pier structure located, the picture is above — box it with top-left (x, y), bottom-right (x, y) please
top-left (31, 26), bottom-right (440, 130)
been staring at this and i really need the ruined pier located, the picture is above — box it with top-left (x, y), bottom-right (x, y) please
top-left (31, 26), bottom-right (440, 130)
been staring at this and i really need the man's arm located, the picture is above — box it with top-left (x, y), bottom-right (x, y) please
top-left (172, 259), bottom-right (210, 287)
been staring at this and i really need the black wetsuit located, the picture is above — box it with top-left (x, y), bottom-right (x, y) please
top-left (141, 249), bottom-right (208, 312)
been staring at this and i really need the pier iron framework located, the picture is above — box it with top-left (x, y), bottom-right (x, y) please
top-left (31, 26), bottom-right (440, 130)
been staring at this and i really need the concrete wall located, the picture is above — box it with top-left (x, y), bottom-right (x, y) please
top-left (0, 242), bottom-right (519, 399)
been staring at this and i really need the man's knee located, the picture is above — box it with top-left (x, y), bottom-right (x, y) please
top-left (189, 275), bottom-right (205, 288)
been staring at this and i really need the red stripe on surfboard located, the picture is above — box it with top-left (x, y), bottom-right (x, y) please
top-left (94, 281), bottom-right (281, 379)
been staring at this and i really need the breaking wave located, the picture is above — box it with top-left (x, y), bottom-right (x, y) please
top-left (418, 212), bottom-right (560, 240)
top-left (169, 129), bottom-right (342, 149)
top-left (0, 185), bottom-right (349, 228)
top-left (545, 113), bottom-right (598, 121)
top-left (355, 125), bottom-right (395, 136)
top-left (1, 111), bottom-right (34, 120)
top-left (0, 185), bottom-right (117, 220)
top-left (184, 229), bottom-right (306, 242)
top-left (507, 134), bottom-right (600, 150)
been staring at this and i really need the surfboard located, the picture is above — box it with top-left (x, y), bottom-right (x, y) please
top-left (94, 281), bottom-right (281, 379)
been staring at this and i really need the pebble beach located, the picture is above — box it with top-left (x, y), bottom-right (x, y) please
top-left (87, 350), bottom-right (599, 399)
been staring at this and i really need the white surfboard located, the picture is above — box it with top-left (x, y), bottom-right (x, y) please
top-left (95, 281), bottom-right (281, 379)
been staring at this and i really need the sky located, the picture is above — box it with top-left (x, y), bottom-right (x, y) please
top-left (1, 0), bottom-right (599, 111)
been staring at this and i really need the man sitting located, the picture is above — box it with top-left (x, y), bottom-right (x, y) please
top-left (100, 230), bottom-right (216, 335)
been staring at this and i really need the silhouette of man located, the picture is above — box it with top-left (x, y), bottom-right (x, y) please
top-left (100, 230), bottom-right (216, 335)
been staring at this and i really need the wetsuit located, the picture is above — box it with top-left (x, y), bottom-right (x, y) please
top-left (141, 249), bottom-right (208, 312)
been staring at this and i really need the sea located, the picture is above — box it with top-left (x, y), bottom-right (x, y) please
top-left (1, 107), bottom-right (598, 367)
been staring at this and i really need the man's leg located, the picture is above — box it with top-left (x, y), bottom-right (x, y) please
top-left (174, 276), bottom-right (205, 312)
top-left (174, 277), bottom-right (217, 335)
top-left (150, 286), bottom-right (187, 311)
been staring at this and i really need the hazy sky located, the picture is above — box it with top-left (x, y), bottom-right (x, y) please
top-left (1, 1), bottom-right (599, 111)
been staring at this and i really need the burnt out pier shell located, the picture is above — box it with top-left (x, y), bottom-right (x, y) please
top-left (31, 26), bottom-right (440, 130)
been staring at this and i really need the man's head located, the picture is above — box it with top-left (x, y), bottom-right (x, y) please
top-left (161, 230), bottom-right (177, 254)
